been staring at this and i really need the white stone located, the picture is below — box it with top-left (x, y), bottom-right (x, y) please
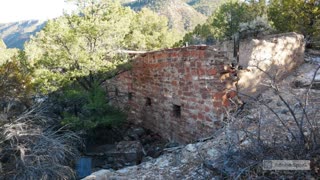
top-left (118, 168), bottom-right (130, 174)
top-left (185, 144), bottom-right (197, 152)
top-left (206, 148), bottom-right (219, 158)
top-left (82, 170), bottom-right (111, 180)
top-left (155, 157), bottom-right (170, 168)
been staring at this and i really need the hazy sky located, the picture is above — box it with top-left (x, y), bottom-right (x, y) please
top-left (0, 0), bottom-right (75, 23)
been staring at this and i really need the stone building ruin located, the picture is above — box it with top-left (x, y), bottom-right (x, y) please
top-left (106, 32), bottom-right (305, 143)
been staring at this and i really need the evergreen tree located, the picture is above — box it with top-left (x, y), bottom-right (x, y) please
top-left (268, 0), bottom-right (320, 47)
top-left (123, 8), bottom-right (178, 50)
top-left (177, 0), bottom-right (266, 46)
top-left (25, 0), bottom-right (176, 93)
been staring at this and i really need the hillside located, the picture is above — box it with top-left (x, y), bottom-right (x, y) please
top-left (123, 0), bottom-right (222, 16)
top-left (0, 1), bottom-right (220, 49)
top-left (122, 0), bottom-right (207, 33)
top-left (0, 20), bottom-right (46, 49)
top-left (186, 0), bottom-right (223, 16)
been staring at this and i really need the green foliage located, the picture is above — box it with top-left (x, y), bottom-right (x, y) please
top-left (206, 0), bottom-right (265, 39)
top-left (177, 0), bottom-right (268, 46)
top-left (244, 0), bottom-right (267, 17)
top-left (124, 8), bottom-right (179, 50)
top-left (25, 0), bottom-right (177, 93)
top-left (189, 0), bottom-right (223, 16)
top-left (268, 0), bottom-right (320, 47)
top-left (0, 56), bottom-right (33, 107)
top-left (122, 0), bottom-right (173, 12)
top-left (60, 82), bottom-right (126, 131)
top-left (0, 46), bottom-right (19, 65)
top-left (122, 0), bottom-right (207, 34)
top-left (178, 0), bottom-right (319, 47)
top-left (25, 1), bottom-right (130, 93)
top-left (239, 16), bottom-right (274, 38)
top-left (122, 0), bottom-right (222, 16)
top-left (176, 23), bottom-right (215, 46)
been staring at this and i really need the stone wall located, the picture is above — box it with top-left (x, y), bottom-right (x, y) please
top-left (238, 33), bottom-right (305, 97)
top-left (106, 46), bottom-right (237, 143)
top-left (215, 32), bottom-right (305, 97)
top-left (106, 33), bottom-right (304, 143)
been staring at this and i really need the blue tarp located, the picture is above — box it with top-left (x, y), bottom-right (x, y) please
top-left (76, 157), bottom-right (92, 179)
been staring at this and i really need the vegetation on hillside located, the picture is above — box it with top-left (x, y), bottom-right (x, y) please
top-left (268, 0), bottom-right (320, 48)
top-left (184, 0), bottom-right (224, 16)
top-left (122, 0), bottom-right (223, 16)
top-left (121, 0), bottom-right (207, 34)
top-left (176, 0), bottom-right (269, 46)
top-left (177, 0), bottom-right (319, 48)
top-left (0, 42), bottom-right (19, 64)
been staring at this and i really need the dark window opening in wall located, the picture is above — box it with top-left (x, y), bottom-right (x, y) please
top-left (173, 104), bottom-right (181, 118)
top-left (115, 88), bottom-right (119, 96)
top-left (146, 97), bottom-right (152, 106)
top-left (128, 92), bottom-right (133, 100)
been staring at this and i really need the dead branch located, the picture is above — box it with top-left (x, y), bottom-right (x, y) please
top-left (0, 103), bottom-right (82, 180)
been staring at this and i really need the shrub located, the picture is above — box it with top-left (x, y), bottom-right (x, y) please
top-left (0, 103), bottom-right (81, 180)
top-left (59, 82), bottom-right (126, 131)
top-left (0, 56), bottom-right (33, 118)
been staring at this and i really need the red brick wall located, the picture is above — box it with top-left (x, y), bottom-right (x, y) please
top-left (106, 46), bottom-right (238, 143)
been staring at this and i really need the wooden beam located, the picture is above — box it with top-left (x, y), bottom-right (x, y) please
top-left (117, 50), bottom-right (148, 54)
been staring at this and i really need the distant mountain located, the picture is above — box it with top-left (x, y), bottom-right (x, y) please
top-left (0, 20), bottom-right (46, 49)
top-left (122, 0), bottom-right (207, 33)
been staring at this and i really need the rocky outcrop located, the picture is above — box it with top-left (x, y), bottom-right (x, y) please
top-left (83, 135), bottom-right (225, 180)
